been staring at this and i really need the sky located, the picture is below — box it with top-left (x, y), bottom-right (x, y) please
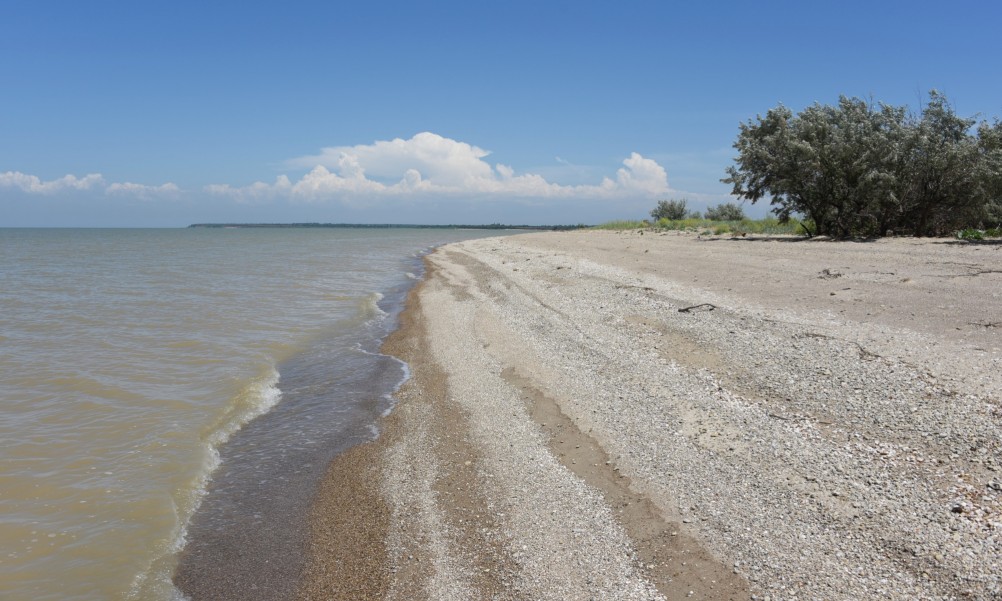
top-left (2, 0), bottom-right (1000, 227)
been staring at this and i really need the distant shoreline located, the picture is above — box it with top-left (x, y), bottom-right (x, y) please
top-left (187, 222), bottom-right (589, 231)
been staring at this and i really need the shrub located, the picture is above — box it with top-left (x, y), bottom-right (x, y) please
top-left (599, 216), bottom-right (807, 236)
top-left (704, 203), bottom-right (746, 221)
top-left (650, 199), bottom-right (689, 221)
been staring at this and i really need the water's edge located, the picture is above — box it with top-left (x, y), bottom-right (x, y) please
top-left (170, 250), bottom-right (427, 600)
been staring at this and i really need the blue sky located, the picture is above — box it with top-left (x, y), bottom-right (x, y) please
top-left (2, 0), bottom-right (1000, 226)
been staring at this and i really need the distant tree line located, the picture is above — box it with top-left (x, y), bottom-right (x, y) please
top-left (723, 91), bottom-right (1002, 237)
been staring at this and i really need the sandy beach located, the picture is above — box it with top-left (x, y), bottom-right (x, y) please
top-left (298, 230), bottom-right (1001, 600)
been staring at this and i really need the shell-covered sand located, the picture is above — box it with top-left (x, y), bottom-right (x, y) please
top-left (300, 230), bottom-right (1001, 601)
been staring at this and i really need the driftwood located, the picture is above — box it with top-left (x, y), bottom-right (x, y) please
top-left (678, 303), bottom-right (717, 313)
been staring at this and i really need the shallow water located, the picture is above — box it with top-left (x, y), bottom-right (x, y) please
top-left (0, 227), bottom-right (507, 601)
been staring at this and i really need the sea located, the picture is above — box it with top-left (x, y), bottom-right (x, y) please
top-left (0, 227), bottom-right (509, 601)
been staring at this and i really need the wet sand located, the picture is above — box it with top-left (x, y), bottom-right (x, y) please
top-left (298, 230), bottom-right (1001, 600)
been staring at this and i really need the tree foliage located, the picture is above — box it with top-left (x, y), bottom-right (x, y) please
top-left (978, 119), bottom-right (1002, 223)
top-left (704, 202), bottom-right (746, 221)
top-left (650, 198), bottom-right (689, 221)
top-left (723, 92), bottom-right (1002, 237)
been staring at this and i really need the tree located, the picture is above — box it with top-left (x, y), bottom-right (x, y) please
top-left (723, 97), bottom-right (908, 236)
top-left (900, 91), bottom-right (984, 235)
top-left (650, 199), bottom-right (689, 221)
top-left (977, 119), bottom-right (1002, 225)
top-left (704, 202), bottom-right (746, 221)
top-left (723, 91), bottom-right (1001, 237)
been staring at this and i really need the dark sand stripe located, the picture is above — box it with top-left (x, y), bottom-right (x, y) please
top-left (298, 268), bottom-right (526, 599)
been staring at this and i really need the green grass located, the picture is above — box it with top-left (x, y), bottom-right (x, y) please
top-left (596, 219), bottom-right (1002, 238)
top-left (957, 227), bottom-right (1002, 240)
top-left (591, 220), bottom-right (649, 230)
top-left (594, 217), bottom-right (808, 235)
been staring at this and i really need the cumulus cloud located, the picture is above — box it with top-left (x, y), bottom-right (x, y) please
top-left (106, 181), bottom-right (181, 199)
top-left (3, 133), bottom-right (673, 212)
top-left (215, 132), bottom-right (670, 202)
top-left (1, 171), bottom-right (179, 199)
top-left (205, 176), bottom-right (293, 203)
top-left (287, 132), bottom-right (495, 187)
top-left (600, 153), bottom-right (670, 196)
top-left (0, 171), bottom-right (105, 193)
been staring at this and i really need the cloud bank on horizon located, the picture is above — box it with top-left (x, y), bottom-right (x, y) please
top-left (208, 132), bottom-right (670, 203)
top-left (3, 133), bottom-right (671, 206)
top-left (0, 171), bottom-right (180, 199)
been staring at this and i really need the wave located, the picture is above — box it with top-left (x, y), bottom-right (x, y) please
top-left (359, 291), bottom-right (387, 319)
top-left (128, 368), bottom-right (282, 601)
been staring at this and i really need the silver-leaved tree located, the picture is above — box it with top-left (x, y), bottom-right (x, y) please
top-left (723, 92), bottom-right (1002, 237)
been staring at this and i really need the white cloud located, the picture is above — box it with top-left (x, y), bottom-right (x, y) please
top-left (0, 171), bottom-right (105, 193)
top-left (216, 132), bottom-right (671, 202)
top-left (1, 171), bottom-right (179, 199)
top-left (2, 133), bottom-right (675, 215)
top-left (287, 132), bottom-right (495, 187)
top-left (600, 152), bottom-right (670, 195)
top-left (205, 176), bottom-right (293, 204)
top-left (106, 181), bottom-right (181, 199)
